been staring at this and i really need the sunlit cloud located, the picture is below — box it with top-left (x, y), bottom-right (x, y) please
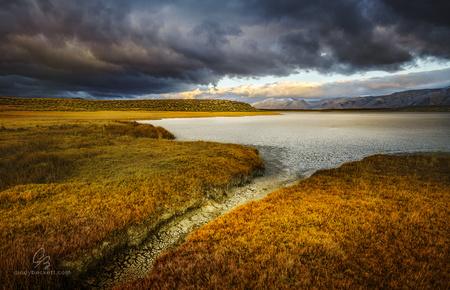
top-left (161, 68), bottom-right (450, 101)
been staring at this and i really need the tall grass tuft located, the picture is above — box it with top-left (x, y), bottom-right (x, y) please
top-left (0, 151), bottom-right (70, 191)
top-left (105, 122), bottom-right (175, 139)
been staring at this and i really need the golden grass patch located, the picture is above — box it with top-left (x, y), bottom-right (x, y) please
top-left (0, 120), bottom-right (264, 289)
top-left (0, 110), bottom-right (275, 123)
top-left (121, 154), bottom-right (450, 289)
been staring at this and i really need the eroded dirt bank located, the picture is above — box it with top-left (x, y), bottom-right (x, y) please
top-left (73, 171), bottom-right (298, 289)
top-left (58, 134), bottom-right (317, 289)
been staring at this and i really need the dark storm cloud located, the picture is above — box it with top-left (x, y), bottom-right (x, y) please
top-left (0, 0), bottom-right (449, 98)
top-left (375, 0), bottom-right (450, 59)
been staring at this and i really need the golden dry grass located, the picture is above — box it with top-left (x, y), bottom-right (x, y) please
top-left (121, 154), bottom-right (450, 289)
top-left (0, 120), bottom-right (264, 289)
top-left (0, 110), bottom-right (275, 123)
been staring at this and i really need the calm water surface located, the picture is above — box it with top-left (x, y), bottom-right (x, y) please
top-left (141, 113), bottom-right (450, 178)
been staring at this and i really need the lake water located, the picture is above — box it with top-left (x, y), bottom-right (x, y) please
top-left (141, 112), bottom-right (450, 178)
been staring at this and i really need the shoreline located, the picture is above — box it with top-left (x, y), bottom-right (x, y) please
top-left (259, 104), bottom-right (450, 112)
top-left (0, 110), bottom-right (276, 123)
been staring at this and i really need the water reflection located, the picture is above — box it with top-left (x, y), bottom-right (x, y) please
top-left (141, 112), bottom-right (450, 177)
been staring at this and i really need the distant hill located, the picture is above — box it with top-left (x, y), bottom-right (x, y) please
top-left (251, 98), bottom-right (310, 110)
top-left (252, 87), bottom-right (450, 110)
top-left (0, 97), bottom-right (261, 112)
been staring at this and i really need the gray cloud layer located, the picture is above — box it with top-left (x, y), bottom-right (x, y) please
top-left (159, 68), bottom-right (450, 103)
top-left (0, 0), bottom-right (449, 98)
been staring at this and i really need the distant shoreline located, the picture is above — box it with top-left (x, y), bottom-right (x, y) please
top-left (259, 104), bottom-right (450, 112)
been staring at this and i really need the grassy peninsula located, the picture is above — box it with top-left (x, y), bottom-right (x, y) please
top-left (121, 154), bottom-right (450, 289)
top-left (0, 97), bottom-right (273, 122)
top-left (0, 120), bottom-right (265, 289)
top-left (0, 97), bottom-right (261, 112)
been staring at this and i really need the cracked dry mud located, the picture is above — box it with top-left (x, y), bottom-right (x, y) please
top-left (82, 171), bottom-right (301, 289)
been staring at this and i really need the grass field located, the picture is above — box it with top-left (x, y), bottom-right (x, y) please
top-left (0, 120), bottom-right (265, 289)
top-left (0, 96), bottom-right (275, 124)
top-left (0, 110), bottom-right (273, 123)
top-left (0, 97), bottom-right (261, 112)
top-left (120, 154), bottom-right (450, 289)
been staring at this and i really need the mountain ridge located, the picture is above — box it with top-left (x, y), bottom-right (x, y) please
top-left (251, 87), bottom-right (450, 110)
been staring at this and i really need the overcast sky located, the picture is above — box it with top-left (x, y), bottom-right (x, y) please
top-left (1, 0), bottom-right (449, 101)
